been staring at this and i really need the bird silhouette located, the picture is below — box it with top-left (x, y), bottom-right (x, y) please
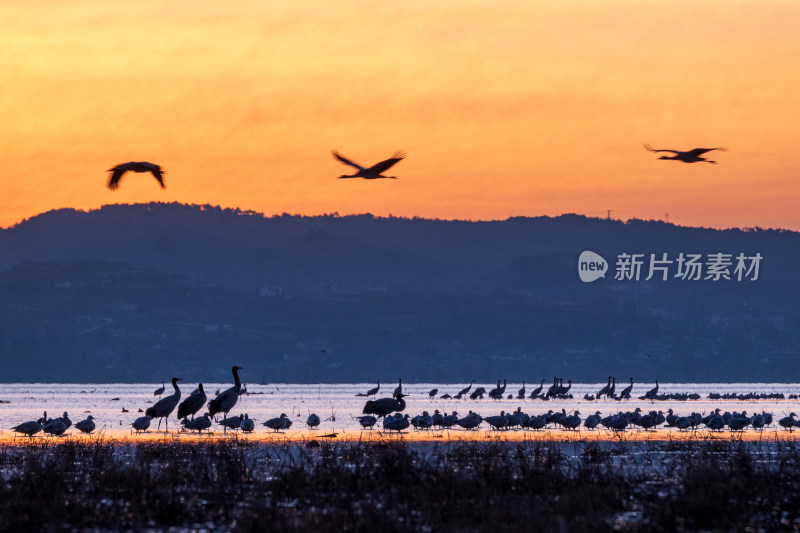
top-left (74, 415), bottom-right (96, 434)
top-left (618, 378), bottom-right (634, 400)
top-left (306, 413), bottom-right (321, 429)
top-left (177, 383), bottom-right (207, 420)
top-left (208, 366), bottom-right (243, 425)
top-left (145, 377), bottom-right (182, 431)
top-left (182, 413), bottom-right (212, 433)
top-left (363, 393), bottom-right (407, 420)
top-left (11, 419), bottom-right (43, 437)
top-left (357, 381), bottom-right (380, 397)
top-left (355, 415), bottom-right (378, 429)
top-left (240, 414), bottom-right (255, 433)
top-left (332, 150), bottom-right (405, 179)
top-left (383, 413), bottom-right (410, 433)
top-left (107, 162), bottom-right (165, 189)
top-left (219, 414), bottom-right (244, 431)
top-left (263, 413), bottom-right (291, 432)
top-left (528, 379), bottom-right (546, 399)
top-left (644, 380), bottom-right (659, 400)
top-left (153, 382), bottom-right (165, 396)
top-left (131, 415), bottom-right (152, 432)
top-left (456, 380), bottom-right (475, 399)
top-left (644, 144), bottom-right (727, 164)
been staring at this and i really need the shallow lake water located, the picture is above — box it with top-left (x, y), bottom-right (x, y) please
top-left (1, 382), bottom-right (799, 442)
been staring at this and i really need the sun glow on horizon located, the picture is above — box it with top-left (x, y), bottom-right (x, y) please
top-left (1, 1), bottom-right (799, 230)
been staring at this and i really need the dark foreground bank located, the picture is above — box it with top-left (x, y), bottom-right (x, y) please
top-left (1, 438), bottom-right (799, 532)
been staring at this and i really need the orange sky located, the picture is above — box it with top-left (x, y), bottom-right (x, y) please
top-left (2, 1), bottom-right (799, 229)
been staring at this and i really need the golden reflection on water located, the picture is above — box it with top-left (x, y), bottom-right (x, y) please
top-left (2, 426), bottom-right (799, 446)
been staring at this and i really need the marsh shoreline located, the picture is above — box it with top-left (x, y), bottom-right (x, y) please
top-left (1, 437), bottom-right (799, 532)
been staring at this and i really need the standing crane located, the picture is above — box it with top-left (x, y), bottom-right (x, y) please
top-left (208, 366), bottom-right (244, 424)
top-left (145, 377), bottom-right (182, 431)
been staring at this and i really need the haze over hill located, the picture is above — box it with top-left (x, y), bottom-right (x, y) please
top-left (0, 203), bottom-right (797, 383)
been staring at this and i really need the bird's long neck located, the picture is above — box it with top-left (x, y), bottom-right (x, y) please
top-left (233, 368), bottom-right (242, 392)
top-left (171, 378), bottom-right (181, 401)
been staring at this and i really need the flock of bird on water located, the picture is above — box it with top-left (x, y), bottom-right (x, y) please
top-left (105, 145), bottom-right (727, 190)
top-left (10, 370), bottom-right (800, 440)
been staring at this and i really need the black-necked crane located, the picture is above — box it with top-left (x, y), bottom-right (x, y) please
top-left (154, 382), bottom-right (165, 396)
top-left (11, 419), bottom-right (43, 438)
top-left (357, 381), bottom-right (380, 397)
top-left (644, 144), bottom-right (727, 164)
top-left (597, 376), bottom-right (612, 399)
top-left (456, 379), bottom-right (475, 399)
top-left (488, 379), bottom-right (507, 400)
top-left (618, 378), bottom-right (634, 400)
top-left (528, 379), bottom-right (546, 399)
top-left (107, 162), bottom-right (165, 189)
top-left (393, 378), bottom-right (403, 398)
top-left (644, 380), bottom-right (659, 400)
top-left (177, 383), bottom-right (207, 420)
top-left (145, 377), bottom-right (182, 431)
top-left (363, 393), bottom-right (407, 421)
top-left (208, 366), bottom-right (244, 424)
top-left (332, 150), bottom-right (405, 179)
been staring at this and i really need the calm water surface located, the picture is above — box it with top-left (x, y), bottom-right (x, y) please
top-left (1, 382), bottom-right (799, 438)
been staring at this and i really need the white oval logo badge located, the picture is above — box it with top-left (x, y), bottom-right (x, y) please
top-left (578, 251), bottom-right (608, 283)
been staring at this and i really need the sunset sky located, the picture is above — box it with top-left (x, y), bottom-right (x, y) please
top-left (2, 0), bottom-right (799, 229)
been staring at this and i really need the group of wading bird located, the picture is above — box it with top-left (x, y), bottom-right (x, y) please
top-left (355, 377), bottom-right (800, 434)
top-left (104, 145), bottom-right (727, 190)
top-left (11, 373), bottom-right (800, 438)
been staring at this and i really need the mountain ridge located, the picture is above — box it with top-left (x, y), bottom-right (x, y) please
top-left (0, 202), bottom-right (797, 383)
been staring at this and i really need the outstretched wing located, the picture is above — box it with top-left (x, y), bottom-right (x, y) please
top-left (367, 151), bottom-right (405, 174)
top-left (685, 147), bottom-right (727, 157)
top-left (332, 151), bottom-right (364, 171)
top-left (644, 144), bottom-right (679, 155)
top-left (148, 166), bottom-right (166, 188)
top-left (107, 165), bottom-right (128, 190)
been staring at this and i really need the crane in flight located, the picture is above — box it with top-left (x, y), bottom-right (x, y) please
top-left (108, 161), bottom-right (165, 189)
top-left (332, 150), bottom-right (405, 179)
top-left (644, 144), bottom-right (727, 164)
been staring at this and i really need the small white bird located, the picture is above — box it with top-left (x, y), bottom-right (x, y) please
top-left (644, 144), bottom-right (727, 164)
top-left (332, 150), bottom-right (405, 179)
top-left (108, 161), bottom-right (165, 189)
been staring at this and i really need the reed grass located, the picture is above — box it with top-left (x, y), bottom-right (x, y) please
top-left (0, 438), bottom-right (799, 532)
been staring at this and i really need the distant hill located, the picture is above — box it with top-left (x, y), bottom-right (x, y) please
top-left (0, 202), bottom-right (797, 383)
